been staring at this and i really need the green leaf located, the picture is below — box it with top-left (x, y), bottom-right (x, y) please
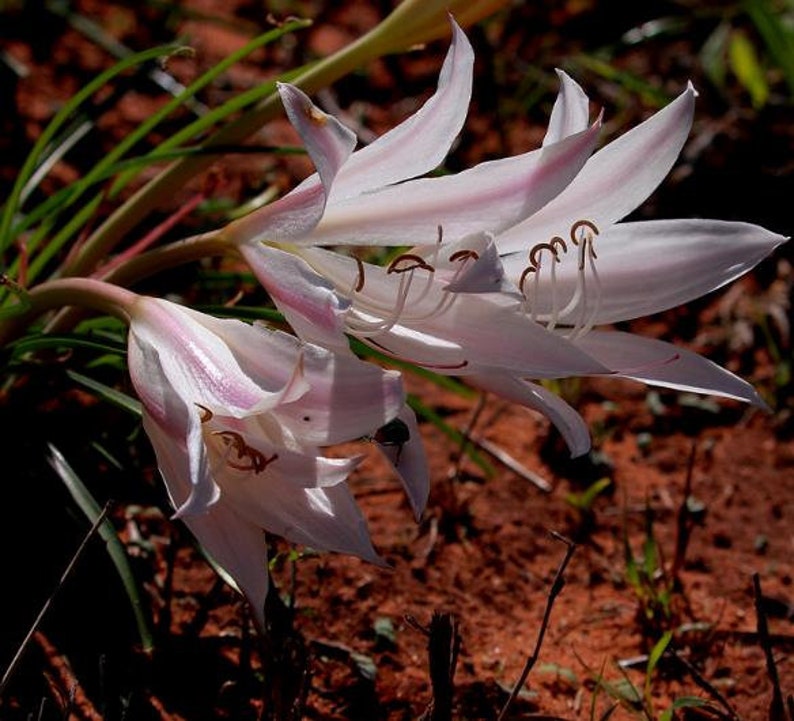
top-left (729, 29), bottom-right (770, 109)
top-left (7, 332), bottom-right (125, 360)
top-left (0, 43), bottom-right (184, 258)
top-left (67, 370), bottom-right (142, 417)
top-left (566, 477), bottom-right (611, 511)
top-left (700, 21), bottom-right (731, 91)
top-left (408, 394), bottom-right (494, 476)
top-left (744, 0), bottom-right (794, 97)
top-left (645, 630), bottom-right (672, 697)
top-left (47, 443), bottom-right (154, 652)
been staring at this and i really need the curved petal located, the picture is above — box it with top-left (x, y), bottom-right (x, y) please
top-left (470, 372), bottom-right (591, 457)
top-left (500, 219), bottom-right (788, 325)
top-left (143, 412), bottom-right (269, 628)
top-left (227, 476), bottom-right (384, 565)
top-left (190, 314), bottom-right (406, 445)
top-left (239, 243), bottom-right (351, 351)
top-left (374, 405), bottom-right (429, 520)
top-left (576, 330), bottom-right (768, 407)
top-left (129, 298), bottom-right (269, 417)
top-left (181, 504), bottom-right (269, 629)
top-left (142, 408), bottom-right (219, 519)
top-left (279, 83), bottom-right (357, 193)
top-left (496, 83), bottom-right (697, 254)
top-left (543, 70), bottom-right (590, 146)
top-left (329, 18), bottom-right (474, 201)
top-left (224, 84), bottom-right (357, 245)
top-left (302, 120), bottom-right (602, 247)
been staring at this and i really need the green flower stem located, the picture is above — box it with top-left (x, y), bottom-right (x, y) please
top-left (62, 0), bottom-right (502, 280)
top-left (64, 39), bottom-right (378, 279)
top-left (0, 277), bottom-right (138, 348)
top-left (33, 230), bottom-right (233, 341)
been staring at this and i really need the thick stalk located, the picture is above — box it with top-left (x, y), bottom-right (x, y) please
top-left (0, 277), bottom-right (138, 348)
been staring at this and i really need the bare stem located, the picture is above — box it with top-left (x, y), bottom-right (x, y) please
top-left (754, 573), bottom-right (787, 720)
top-left (0, 502), bottom-right (112, 698)
top-left (497, 531), bottom-right (576, 720)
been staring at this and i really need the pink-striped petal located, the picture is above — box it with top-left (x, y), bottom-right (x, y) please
top-left (497, 83), bottom-right (697, 254)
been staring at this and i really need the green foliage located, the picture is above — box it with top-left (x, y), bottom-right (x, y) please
top-left (623, 505), bottom-right (675, 639)
top-left (47, 443), bottom-right (154, 651)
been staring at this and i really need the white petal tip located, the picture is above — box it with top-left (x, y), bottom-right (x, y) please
top-left (686, 80), bottom-right (699, 98)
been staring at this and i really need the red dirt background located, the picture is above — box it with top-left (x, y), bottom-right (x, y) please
top-left (0, 1), bottom-right (792, 719)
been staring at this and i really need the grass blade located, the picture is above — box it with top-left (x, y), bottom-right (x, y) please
top-left (47, 443), bottom-right (154, 652)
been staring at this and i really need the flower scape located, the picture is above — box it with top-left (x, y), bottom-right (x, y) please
top-left (0, 3), bottom-right (790, 719)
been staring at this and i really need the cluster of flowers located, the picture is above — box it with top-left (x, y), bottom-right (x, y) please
top-left (83, 20), bottom-right (783, 627)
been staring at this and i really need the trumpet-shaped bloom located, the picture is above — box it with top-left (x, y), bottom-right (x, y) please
top-left (127, 296), bottom-right (405, 626)
top-left (480, 73), bottom-right (786, 413)
top-left (225, 19), bottom-right (602, 253)
top-left (222, 20), bottom-right (785, 457)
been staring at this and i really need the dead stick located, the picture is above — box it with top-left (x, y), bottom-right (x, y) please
top-left (497, 531), bottom-right (576, 720)
top-left (670, 649), bottom-right (739, 720)
top-left (0, 501), bottom-right (112, 697)
top-left (753, 573), bottom-right (786, 720)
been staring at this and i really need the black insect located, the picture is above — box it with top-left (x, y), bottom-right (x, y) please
top-left (373, 418), bottom-right (410, 465)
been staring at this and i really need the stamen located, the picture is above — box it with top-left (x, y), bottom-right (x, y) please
top-left (196, 404), bottom-right (213, 423)
top-left (518, 266), bottom-right (536, 296)
top-left (387, 253), bottom-right (435, 274)
top-left (528, 240), bottom-right (562, 269)
top-left (353, 256), bottom-right (365, 293)
top-left (448, 249), bottom-right (480, 263)
top-left (212, 430), bottom-right (277, 474)
top-left (570, 219), bottom-right (599, 245)
top-left (518, 220), bottom-right (602, 336)
top-left (368, 338), bottom-right (470, 370)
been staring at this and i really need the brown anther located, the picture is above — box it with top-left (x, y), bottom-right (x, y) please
top-left (303, 104), bottom-right (327, 127)
top-left (387, 254), bottom-right (435, 274)
top-left (550, 235), bottom-right (568, 255)
top-left (518, 266), bottom-right (536, 295)
top-left (196, 404), bottom-right (213, 423)
top-left (436, 225), bottom-right (444, 244)
top-left (570, 219), bottom-right (599, 245)
top-left (528, 241), bottom-right (563, 269)
top-left (213, 431), bottom-right (277, 474)
top-left (353, 256), bottom-right (366, 292)
top-left (448, 249), bottom-right (480, 263)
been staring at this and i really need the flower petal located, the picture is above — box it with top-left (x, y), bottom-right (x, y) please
top-left (329, 18), bottom-right (474, 201)
top-left (302, 120), bottom-right (602, 247)
top-left (543, 70), bottom-right (590, 146)
top-left (129, 298), bottom-right (269, 418)
top-left (141, 403), bottom-right (220, 518)
top-left (470, 372), bottom-right (591, 457)
top-left (278, 83), bottom-right (358, 193)
top-left (496, 83), bottom-right (697, 254)
top-left (500, 219), bottom-right (787, 325)
top-left (374, 405), bottom-right (429, 520)
top-left (239, 243), bottom-right (351, 351)
top-left (576, 330), bottom-right (768, 407)
top-left (224, 84), bottom-right (356, 245)
top-left (187, 307), bottom-right (406, 445)
top-left (143, 412), bottom-right (269, 628)
top-left (228, 476), bottom-right (384, 565)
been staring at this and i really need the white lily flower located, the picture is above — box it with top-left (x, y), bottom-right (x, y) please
top-left (223, 21), bottom-right (784, 458)
top-left (487, 73), bottom-right (787, 410)
top-left (225, 18), bottom-right (602, 252)
top-left (219, 18), bottom-right (605, 464)
top-left (127, 296), bottom-right (405, 627)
